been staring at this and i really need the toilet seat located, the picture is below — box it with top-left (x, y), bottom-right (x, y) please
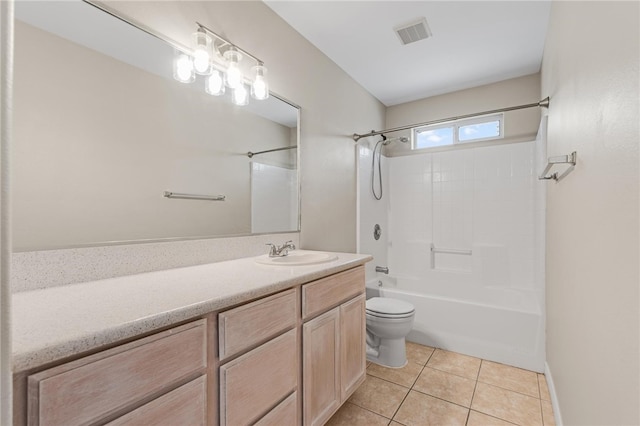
top-left (366, 297), bottom-right (415, 319)
top-left (366, 310), bottom-right (414, 319)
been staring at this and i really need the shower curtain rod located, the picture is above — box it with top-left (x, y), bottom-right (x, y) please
top-left (247, 145), bottom-right (297, 158)
top-left (352, 97), bottom-right (550, 142)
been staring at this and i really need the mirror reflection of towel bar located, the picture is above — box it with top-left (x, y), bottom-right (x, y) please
top-left (163, 191), bottom-right (226, 201)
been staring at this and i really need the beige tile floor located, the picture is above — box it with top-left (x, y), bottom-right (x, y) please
top-left (327, 342), bottom-right (555, 426)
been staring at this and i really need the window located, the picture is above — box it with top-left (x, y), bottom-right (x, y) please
top-left (413, 113), bottom-right (503, 150)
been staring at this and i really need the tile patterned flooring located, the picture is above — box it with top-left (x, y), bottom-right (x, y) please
top-left (327, 342), bottom-right (555, 426)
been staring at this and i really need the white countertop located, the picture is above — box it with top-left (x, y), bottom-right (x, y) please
top-left (13, 250), bottom-right (372, 372)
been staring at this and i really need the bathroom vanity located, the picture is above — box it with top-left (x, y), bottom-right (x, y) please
top-left (12, 251), bottom-right (371, 426)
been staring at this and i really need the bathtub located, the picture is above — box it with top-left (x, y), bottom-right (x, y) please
top-left (366, 276), bottom-right (545, 372)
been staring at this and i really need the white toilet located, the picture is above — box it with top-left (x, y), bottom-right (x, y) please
top-left (365, 297), bottom-right (416, 368)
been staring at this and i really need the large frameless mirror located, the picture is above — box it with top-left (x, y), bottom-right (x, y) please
top-left (13, 1), bottom-right (300, 251)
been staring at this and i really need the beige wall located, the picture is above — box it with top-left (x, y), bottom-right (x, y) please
top-left (385, 73), bottom-right (541, 156)
top-left (102, 1), bottom-right (386, 252)
top-left (541, 2), bottom-right (639, 424)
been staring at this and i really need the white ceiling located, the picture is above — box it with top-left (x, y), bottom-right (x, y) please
top-left (264, 1), bottom-right (551, 106)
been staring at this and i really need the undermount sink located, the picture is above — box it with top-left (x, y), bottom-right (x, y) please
top-left (255, 250), bottom-right (338, 266)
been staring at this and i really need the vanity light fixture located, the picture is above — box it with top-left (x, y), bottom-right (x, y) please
top-left (173, 22), bottom-right (270, 105)
top-left (251, 64), bottom-right (269, 100)
top-left (223, 48), bottom-right (243, 89)
top-left (205, 69), bottom-right (225, 96)
top-left (173, 52), bottom-right (195, 83)
top-left (192, 28), bottom-right (212, 75)
top-left (232, 83), bottom-right (249, 106)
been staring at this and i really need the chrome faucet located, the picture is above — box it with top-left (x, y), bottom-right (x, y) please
top-left (266, 240), bottom-right (296, 257)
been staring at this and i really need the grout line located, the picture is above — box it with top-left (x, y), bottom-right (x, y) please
top-left (425, 363), bottom-right (482, 381)
top-left (343, 401), bottom-right (392, 423)
top-left (466, 359), bottom-right (482, 425)
top-left (537, 377), bottom-right (546, 426)
top-left (469, 409), bottom-right (520, 425)
top-left (390, 390), bottom-right (411, 424)
top-left (410, 387), bottom-right (473, 411)
top-left (388, 362), bottom-right (427, 422)
top-left (364, 371), bottom-right (413, 390)
top-left (474, 379), bottom-right (542, 400)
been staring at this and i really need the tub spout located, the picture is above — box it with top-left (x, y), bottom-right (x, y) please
top-left (375, 266), bottom-right (389, 274)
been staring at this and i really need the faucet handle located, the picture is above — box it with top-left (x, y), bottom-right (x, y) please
top-left (266, 243), bottom-right (278, 257)
top-left (283, 240), bottom-right (296, 250)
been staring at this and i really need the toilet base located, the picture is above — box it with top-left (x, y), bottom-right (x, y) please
top-left (366, 337), bottom-right (408, 368)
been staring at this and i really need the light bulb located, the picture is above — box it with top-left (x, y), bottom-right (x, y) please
top-left (232, 84), bottom-right (249, 106)
top-left (251, 65), bottom-right (269, 100)
top-left (173, 52), bottom-right (195, 83)
top-left (206, 70), bottom-right (225, 96)
top-left (193, 49), bottom-right (210, 74)
top-left (192, 30), bottom-right (212, 75)
top-left (223, 49), bottom-right (243, 89)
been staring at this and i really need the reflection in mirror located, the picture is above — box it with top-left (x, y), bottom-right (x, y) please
top-left (13, 1), bottom-right (300, 251)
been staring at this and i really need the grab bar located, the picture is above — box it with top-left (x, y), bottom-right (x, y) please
top-left (430, 243), bottom-right (472, 270)
top-left (163, 191), bottom-right (226, 201)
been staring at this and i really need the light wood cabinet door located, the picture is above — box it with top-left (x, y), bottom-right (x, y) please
top-left (254, 392), bottom-right (298, 426)
top-left (340, 294), bottom-right (366, 400)
top-left (219, 289), bottom-right (297, 361)
top-left (220, 329), bottom-right (298, 426)
top-left (106, 376), bottom-right (206, 426)
top-left (28, 320), bottom-right (206, 426)
top-left (302, 267), bottom-right (364, 320)
top-left (303, 308), bottom-right (340, 426)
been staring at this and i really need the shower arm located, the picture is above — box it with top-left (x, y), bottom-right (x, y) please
top-left (352, 98), bottom-right (550, 141)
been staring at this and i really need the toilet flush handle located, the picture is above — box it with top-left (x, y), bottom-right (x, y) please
top-left (375, 266), bottom-right (389, 274)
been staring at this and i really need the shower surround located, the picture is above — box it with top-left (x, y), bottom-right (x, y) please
top-left (358, 138), bottom-right (545, 372)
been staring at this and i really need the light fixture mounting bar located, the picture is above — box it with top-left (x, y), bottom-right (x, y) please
top-left (196, 22), bottom-right (264, 65)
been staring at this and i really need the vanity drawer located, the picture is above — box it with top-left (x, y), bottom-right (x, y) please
top-left (220, 329), bottom-right (298, 426)
top-left (28, 320), bottom-right (207, 426)
top-left (302, 266), bottom-right (365, 320)
top-left (106, 375), bottom-right (207, 426)
top-left (219, 289), bottom-right (296, 360)
top-left (254, 392), bottom-right (298, 426)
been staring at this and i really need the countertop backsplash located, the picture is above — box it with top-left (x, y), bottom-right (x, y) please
top-left (12, 233), bottom-right (300, 292)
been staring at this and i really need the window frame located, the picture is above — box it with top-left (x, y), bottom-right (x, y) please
top-left (412, 113), bottom-right (504, 150)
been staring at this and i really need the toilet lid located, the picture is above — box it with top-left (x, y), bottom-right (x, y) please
top-left (366, 297), bottom-right (415, 316)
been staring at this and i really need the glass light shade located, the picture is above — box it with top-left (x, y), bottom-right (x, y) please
top-left (192, 30), bottom-right (212, 75)
top-left (223, 49), bottom-right (243, 89)
top-left (205, 70), bottom-right (225, 96)
top-left (232, 83), bottom-right (249, 106)
top-left (251, 65), bottom-right (269, 100)
top-left (173, 52), bottom-right (195, 83)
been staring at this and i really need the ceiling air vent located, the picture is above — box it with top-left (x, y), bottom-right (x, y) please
top-left (394, 18), bottom-right (432, 45)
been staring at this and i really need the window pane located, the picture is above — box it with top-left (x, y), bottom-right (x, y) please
top-left (458, 120), bottom-right (500, 142)
top-left (415, 127), bottom-right (454, 149)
